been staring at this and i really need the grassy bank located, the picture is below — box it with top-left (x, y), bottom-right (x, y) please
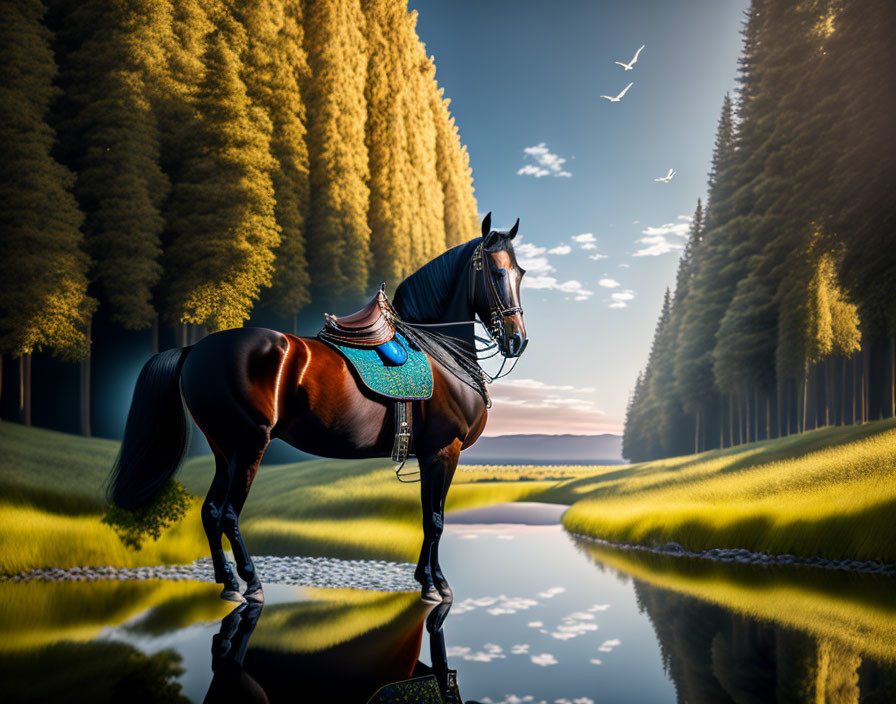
top-left (555, 418), bottom-right (896, 563)
top-left (0, 423), bottom-right (571, 572)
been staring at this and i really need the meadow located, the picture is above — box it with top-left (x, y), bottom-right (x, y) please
top-left (2, 417), bottom-right (895, 575)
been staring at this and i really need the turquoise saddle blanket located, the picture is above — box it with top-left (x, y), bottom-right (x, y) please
top-left (320, 331), bottom-right (433, 401)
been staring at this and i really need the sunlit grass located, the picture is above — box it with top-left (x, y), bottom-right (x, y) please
top-left (252, 589), bottom-right (426, 653)
top-left (560, 418), bottom-right (896, 562)
top-left (455, 464), bottom-right (609, 483)
top-left (0, 580), bottom-right (230, 651)
top-left (0, 424), bottom-right (568, 570)
top-left (578, 541), bottom-right (896, 663)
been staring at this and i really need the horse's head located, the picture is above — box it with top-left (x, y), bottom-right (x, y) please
top-left (475, 212), bottom-right (528, 358)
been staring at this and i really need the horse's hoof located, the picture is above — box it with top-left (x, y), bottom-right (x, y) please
top-left (244, 587), bottom-right (264, 603)
top-left (421, 587), bottom-right (442, 604)
top-left (221, 589), bottom-right (247, 603)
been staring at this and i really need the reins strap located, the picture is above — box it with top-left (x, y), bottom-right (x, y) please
top-left (392, 401), bottom-right (419, 482)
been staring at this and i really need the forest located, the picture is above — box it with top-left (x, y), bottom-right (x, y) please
top-left (624, 0), bottom-right (896, 461)
top-left (0, 0), bottom-right (479, 434)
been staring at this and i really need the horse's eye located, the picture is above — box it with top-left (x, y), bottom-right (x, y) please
top-left (493, 268), bottom-right (507, 278)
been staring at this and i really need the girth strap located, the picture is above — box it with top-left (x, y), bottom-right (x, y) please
top-left (392, 401), bottom-right (419, 482)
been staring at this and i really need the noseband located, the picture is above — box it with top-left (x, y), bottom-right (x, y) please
top-left (470, 242), bottom-right (523, 343)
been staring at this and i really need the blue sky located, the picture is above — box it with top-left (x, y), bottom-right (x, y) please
top-left (410, 0), bottom-right (749, 435)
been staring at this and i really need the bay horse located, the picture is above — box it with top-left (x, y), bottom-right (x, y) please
top-left (108, 213), bottom-right (527, 604)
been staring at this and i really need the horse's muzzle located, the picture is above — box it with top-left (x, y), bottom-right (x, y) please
top-left (506, 333), bottom-right (528, 358)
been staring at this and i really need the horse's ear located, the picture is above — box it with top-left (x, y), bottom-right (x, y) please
top-left (481, 212), bottom-right (492, 237)
top-left (508, 218), bottom-right (519, 239)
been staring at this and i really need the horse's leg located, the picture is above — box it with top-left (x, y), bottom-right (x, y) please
top-left (202, 455), bottom-right (243, 602)
top-left (430, 453), bottom-right (459, 602)
top-left (415, 441), bottom-right (461, 603)
top-left (222, 438), bottom-right (268, 603)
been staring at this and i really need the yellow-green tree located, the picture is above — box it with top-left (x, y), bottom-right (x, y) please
top-left (431, 86), bottom-right (479, 248)
top-left (363, 0), bottom-right (413, 287)
top-left (0, 0), bottom-right (95, 424)
top-left (235, 0), bottom-right (311, 331)
top-left (164, 23), bottom-right (280, 332)
top-left (402, 13), bottom-right (446, 267)
top-left (304, 0), bottom-right (371, 302)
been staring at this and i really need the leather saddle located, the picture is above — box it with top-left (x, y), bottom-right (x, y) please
top-left (320, 287), bottom-right (408, 365)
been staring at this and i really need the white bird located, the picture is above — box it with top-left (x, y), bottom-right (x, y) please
top-left (600, 82), bottom-right (633, 102)
top-left (615, 45), bottom-right (645, 71)
top-left (654, 168), bottom-right (677, 183)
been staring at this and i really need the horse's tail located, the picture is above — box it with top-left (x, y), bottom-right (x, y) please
top-left (107, 346), bottom-right (193, 510)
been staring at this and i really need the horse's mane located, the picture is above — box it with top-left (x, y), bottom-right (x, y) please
top-left (390, 237), bottom-right (490, 406)
top-left (392, 237), bottom-right (481, 324)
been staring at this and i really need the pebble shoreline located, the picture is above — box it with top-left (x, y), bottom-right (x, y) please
top-left (0, 555), bottom-right (420, 592)
top-left (572, 533), bottom-right (896, 576)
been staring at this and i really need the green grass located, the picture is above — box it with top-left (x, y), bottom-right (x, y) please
top-left (0, 423), bottom-right (568, 571)
top-left (558, 418), bottom-right (896, 562)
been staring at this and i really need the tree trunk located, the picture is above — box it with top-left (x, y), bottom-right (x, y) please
top-left (852, 354), bottom-right (858, 424)
top-left (20, 353), bottom-right (31, 426)
top-left (891, 334), bottom-right (895, 418)
top-left (79, 319), bottom-right (92, 437)
top-left (840, 357), bottom-right (847, 426)
top-left (861, 344), bottom-right (868, 424)
top-left (728, 394), bottom-right (734, 447)
top-left (694, 410), bottom-right (700, 455)
top-left (737, 396), bottom-right (743, 445)
top-left (719, 395), bottom-right (724, 449)
top-left (801, 373), bottom-right (808, 434)
top-left (152, 316), bottom-right (159, 356)
top-left (765, 394), bottom-right (770, 441)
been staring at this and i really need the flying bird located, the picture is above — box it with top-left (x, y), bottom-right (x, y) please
top-left (654, 168), bottom-right (677, 183)
top-left (615, 45), bottom-right (645, 71)
top-left (600, 82), bottom-right (633, 103)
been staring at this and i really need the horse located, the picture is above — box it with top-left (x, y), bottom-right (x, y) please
top-left (108, 212), bottom-right (528, 605)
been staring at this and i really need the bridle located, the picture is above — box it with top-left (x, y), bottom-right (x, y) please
top-left (401, 237), bottom-right (525, 382)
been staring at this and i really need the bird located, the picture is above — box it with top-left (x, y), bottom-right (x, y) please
top-left (615, 45), bottom-right (645, 71)
top-left (600, 82), bottom-right (633, 103)
top-left (654, 168), bottom-right (677, 183)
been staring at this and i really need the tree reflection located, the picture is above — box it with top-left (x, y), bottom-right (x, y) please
top-left (632, 578), bottom-right (896, 703)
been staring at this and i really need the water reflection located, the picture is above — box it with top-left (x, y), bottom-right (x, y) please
top-left (574, 539), bottom-right (896, 703)
top-left (204, 598), bottom-right (472, 703)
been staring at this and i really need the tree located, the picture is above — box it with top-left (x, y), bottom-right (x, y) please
top-left (235, 0), bottom-right (311, 331)
top-left (304, 0), bottom-right (371, 302)
top-left (0, 0), bottom-right (95, 424)
top-left (164, 22), bottom-right (280, 332)
top-left (363, 0), bottom-right (414, 287)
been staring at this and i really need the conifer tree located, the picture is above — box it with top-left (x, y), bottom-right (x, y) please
top-left (234, 0), bottom-right (311, 329)
top-left (164, 23), bottom-right (280, 332)
top-left (431, 87), bottom-right (479, 247)
top-left (402, 13), bottom-right (446, 266)
top-left (0, 0), bottom-right (95, 423)
top-left (363, 0), bottom-right (414, 286)
top-left (304, 0), bottom-right (371, 301)
top-left (56, 0), bottom-right (170, 331)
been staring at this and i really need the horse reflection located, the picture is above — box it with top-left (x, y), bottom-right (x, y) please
top-left (204, 598), bottom-right (479, 704)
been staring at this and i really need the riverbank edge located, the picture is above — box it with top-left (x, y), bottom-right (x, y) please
top-left (569, 531), bottom-right (896, 576)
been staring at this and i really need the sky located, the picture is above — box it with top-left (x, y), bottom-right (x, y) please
top-left (410, 0), bottom-right (749, 435)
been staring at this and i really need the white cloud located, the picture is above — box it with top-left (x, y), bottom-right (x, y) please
top-left (519, 142), bottom-right (572, 178)
top-left (618, 263), bottom-right (630, 268)
top-left (598, 278), bottom-right (620, 288)
top-left (608, 290), bottom-right (636, 309)
top-left (548, 244), bottom-right (571, 255)
top-left (515, 242), bottom-right (555, 275)
top-left (588, 604), bottom-right (611, 612)
top-left (589, 253), bottom-right (608, 261)
top-left (527, 621), bottom-right (544, 628)
top-left (522, 275), bottom-right (594, 301)
top-left (485, 377), bottom-right (617, 434)
top-left (598, 638), bottom-right (621, 652)
top-left (446, 645), bottom-right (506, 662)
top-left (517, 164), bottom-right (550, 178)
top-left (511, 644), bottom-right (530, 655)
top-left (572, 233), bottom-right (596, 244)
top-left (632, 216), bottom-right (692, 257)
top-left (530, 653), bottom-right (559, 667)
top-left (590, 658), bottom-right (603, 665)
top-left (538, 586), bottom-right (566, 598)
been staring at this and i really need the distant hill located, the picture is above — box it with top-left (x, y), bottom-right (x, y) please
top-left (460, 434), bottom-right (624, 464)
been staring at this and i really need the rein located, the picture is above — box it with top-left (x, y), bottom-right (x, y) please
top-left (400, 242), bottom-right (521, 382)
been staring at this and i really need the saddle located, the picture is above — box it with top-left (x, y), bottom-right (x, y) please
top-left (318, 287), bottom-right (431, 474)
